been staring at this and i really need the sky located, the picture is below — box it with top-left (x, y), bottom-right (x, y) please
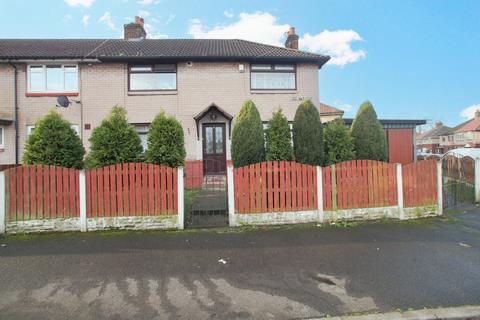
top-left (0, 0), bottom-right (479, 130)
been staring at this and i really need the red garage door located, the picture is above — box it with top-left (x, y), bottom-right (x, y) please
top-left (386, 129), bottom-right (414, 164)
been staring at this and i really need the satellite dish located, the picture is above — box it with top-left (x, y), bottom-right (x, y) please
top-left (56, 96), bottom-right (71, 108)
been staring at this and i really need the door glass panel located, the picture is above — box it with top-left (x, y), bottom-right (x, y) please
top-left (215, 127), bottom-right (223, 154)
top-left (205, 127), bottom-right (214, 154)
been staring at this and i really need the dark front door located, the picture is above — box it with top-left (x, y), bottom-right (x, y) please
top-left (202, 123), bottom-right (226, 174)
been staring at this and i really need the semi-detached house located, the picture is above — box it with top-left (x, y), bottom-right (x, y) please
top-left (0, 16), bottom-right (344, 176)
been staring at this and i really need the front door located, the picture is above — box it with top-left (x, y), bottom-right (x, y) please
top-left (202, 123), bottom-right (226, 174)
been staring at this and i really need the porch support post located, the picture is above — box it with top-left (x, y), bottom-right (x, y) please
top-left (177, 166), bottom-right (185, 230)
top-left (396, 163), bottom-right (405, 220)
top-left (0, 171), bottom-right (5, 234)
top-left (437, 161), bottom-right (443, 215)
top-left (316, 166), bottom-right (324, 223)
top-left (79, 170), bottom-right (87, 232)
top-left (227, 165), bottom-right (236, 227)
top-left (475, 158), bottom-right (480, 204)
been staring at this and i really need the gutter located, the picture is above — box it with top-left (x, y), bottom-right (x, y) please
top-left (8, 62), bottom-right (18, 164)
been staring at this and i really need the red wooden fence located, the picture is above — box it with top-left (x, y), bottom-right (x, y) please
top-left (328, 160), bottom-right (398, 210)
top-left (184, 160), bottom-right (203, 189)
top-left (85, 163), bottom-right (177, 217)
top-left (4, 165), bottom-right (79, 221)
top-left (233, 161), bottom-right (317, 213)
top-left (402, 159), bottom-right (437, 207)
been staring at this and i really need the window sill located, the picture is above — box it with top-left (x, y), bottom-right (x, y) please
top-left (251, 90), bottom-right (298, 94)
top-left (26, 92), bottom-right (79, 97)
top-left (128, 90), bottom-right (178, 96)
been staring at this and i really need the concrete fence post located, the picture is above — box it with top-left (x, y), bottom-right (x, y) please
top-left (437, 161), bottom-right (443, 216)
top-left (177, 167), bottom-right (184, 230)
top-left (79, 170), bottom-right (87, 232)
top-left (396, 163), bottom-right (405, 220)
top-left (475, 158), bottom-right (480, 203)
top-left (0, 171), bottom-right (5, 234)
top-left (330, 164), bottom-right (337, 211)
top-left (316, 166), bottom-right (324, 223)
top-left (227, 165), bottom-right (236, 227)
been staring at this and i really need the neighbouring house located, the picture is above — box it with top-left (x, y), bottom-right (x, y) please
top-left (438, 110), bottom-right (480, 152)
top-left (344, 118), bottom-right (426, 164)
top-left (416, 121), bottom-right (452, 155)
top-left (0, 16), bottom-right (344, 176)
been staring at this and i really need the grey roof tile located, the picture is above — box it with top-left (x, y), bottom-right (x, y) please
top-left (0, 39), bottom-right (329, 66)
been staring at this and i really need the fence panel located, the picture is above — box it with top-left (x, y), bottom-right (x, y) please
top-left (5, 165), bottom-right (79, 221)
top-left (86, 163), bottom-right (177, 217)
top-left (403, 159), bottom-right (437, 207)
top-left (233, 161), bottom-right (317, 213)
top-left (326, 160), bottom-right (397, 210)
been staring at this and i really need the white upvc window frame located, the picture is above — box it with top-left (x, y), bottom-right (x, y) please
top-left (27, 64), bottom-right (79, 93)
top-left (0, 126), bottom-right (4, 149)
top-left (27, 124), bottom-right (80, 136)
top-left (133, 124), bottom-right (150, 153)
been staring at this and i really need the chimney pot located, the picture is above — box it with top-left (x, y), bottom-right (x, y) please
top-left (435, 121), bottom-right (442, 128)
top-left (135, 16), bottom-right (144, 26)
top-left (284, 26), bottom-right (299, 50)
top-left (124, 16), bottom-right (147, 40)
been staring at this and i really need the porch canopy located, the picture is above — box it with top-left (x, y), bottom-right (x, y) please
top-left (193, 104), bottom-right (233, 140)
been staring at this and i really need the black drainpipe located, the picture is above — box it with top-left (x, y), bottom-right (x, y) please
top-left (9, 63), bottom-right (18, 164)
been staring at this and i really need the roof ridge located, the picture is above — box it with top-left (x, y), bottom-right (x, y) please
top-left (234, 38), bottom-right (328, 58)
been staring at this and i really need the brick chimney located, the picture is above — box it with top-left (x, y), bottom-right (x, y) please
top-left (475, 110), bottom-right (480, 118)
top-left (124, 16), bottom-right (146, 40)
top-left (435, 121), bottom-right (443, 128)
top-left (284, 27), bottom-right (299, 50)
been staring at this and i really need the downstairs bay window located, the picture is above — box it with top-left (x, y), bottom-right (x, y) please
top-left (250, 63), bottom-right (296, 90)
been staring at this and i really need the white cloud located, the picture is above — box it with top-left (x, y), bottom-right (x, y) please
top-left (98, 11), bottom-right (116, 30)
top-left (301, 30), bottom-right (366, 66)
top-left (144, 23), bottom-right (168, 39)
top-left (189, 12), bottom-right (288, 47)
top-left (165, 14), bottom-right (175, 24)
top-left (460, 104), bottom-right (480, 120)
top-left (63, 14), bottom-right (72, 23)
top-left (82, 14), bottom-right (90, 27)
top-left (138, 10), bottom-right (150, 17)
top-left (138, 0), bottom-right (156, 5)
top-left (188, 12), bottom-right (366, 66)
top-left (64, 0), bottom-right (94, 8)
top-left (223, 10), bottom-right (234, 18)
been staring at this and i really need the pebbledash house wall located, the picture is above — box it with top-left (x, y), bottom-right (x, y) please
top-left (0, 65), bottom-right (16, 164)
top-left (0, 61), bottom-right (321, 165)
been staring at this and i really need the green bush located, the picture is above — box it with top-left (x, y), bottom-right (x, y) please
top-left (23, 110), bottom-right (85, 169)
top-left (265, 108), bottom-right (293, 161)
top-left (231, 100), bottom-right (265, 167)
top-left (292, 100), bottom-right (324, 165)
top-left (323, 118), bottom-right (355, 165)
top-left (350, 101), bottom-right (388, 161)
top-left (145, 111), bottom-right (186, 167)
top-left (86, 106), bottom-right (143, 168)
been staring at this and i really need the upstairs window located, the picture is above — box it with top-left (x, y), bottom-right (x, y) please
top-left (251, 63), bottom-right (296, 90)
top-left (28, 65), bottom-right (78, 93)
top-left (129, 64), bottom-right (177, 91)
